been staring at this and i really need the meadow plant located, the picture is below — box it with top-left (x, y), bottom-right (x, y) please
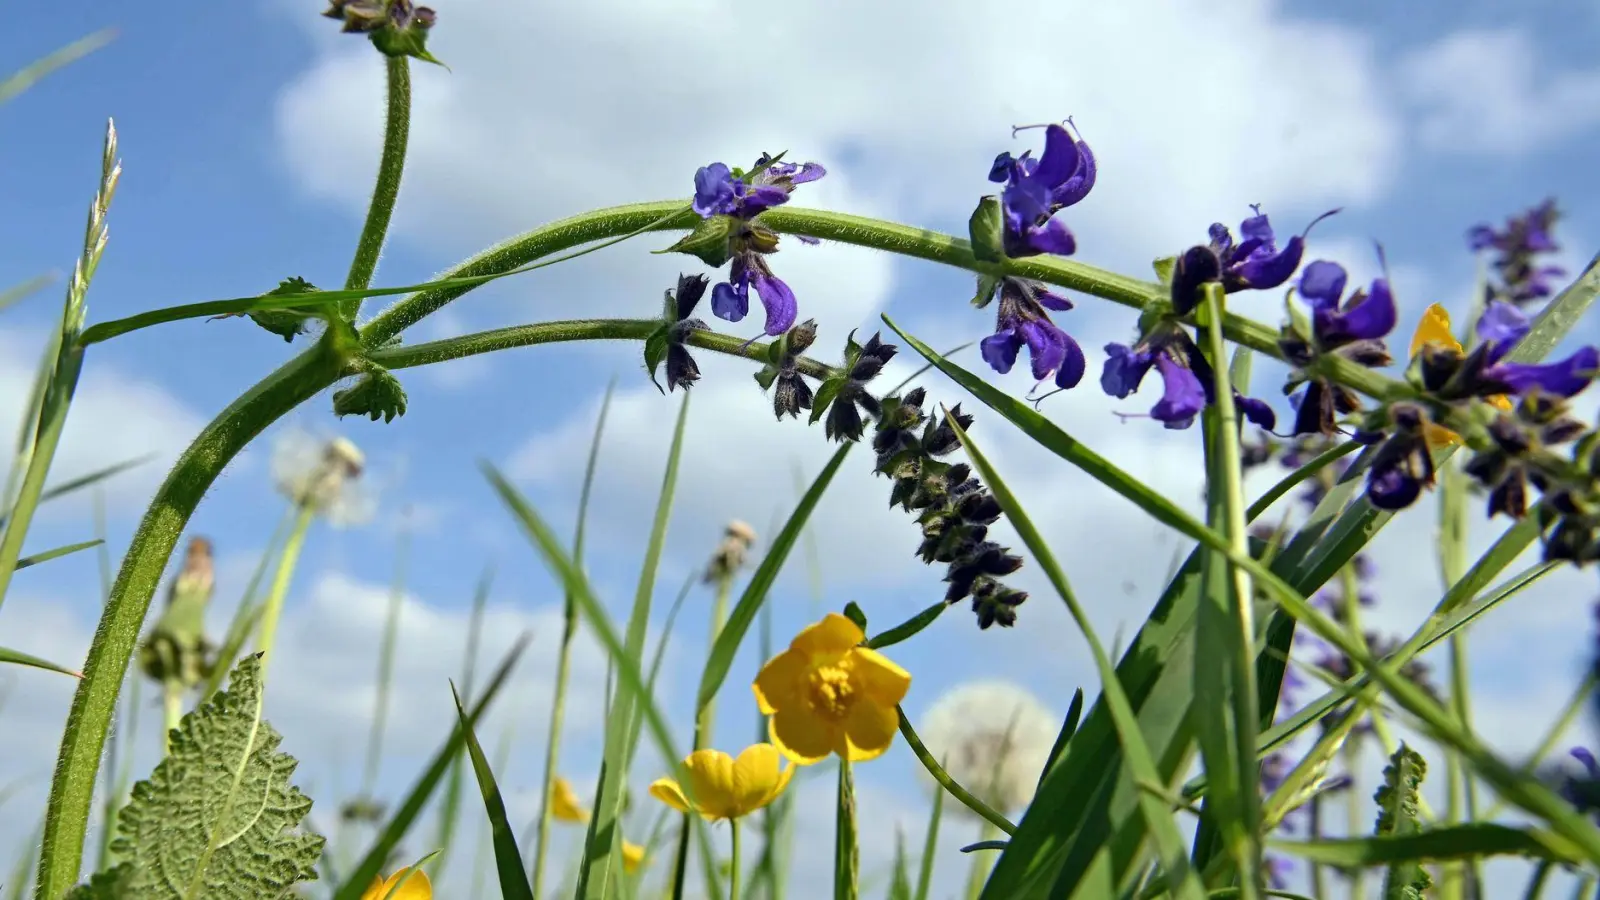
top-left (6, 6), bottom-right (1600, 900)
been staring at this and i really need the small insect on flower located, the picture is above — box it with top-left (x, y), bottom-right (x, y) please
top-left (753, 612), bottom-right (912, 764)
top-left (550, 776), bottom-right (590, 824)
top-left (362, 867), bottom-right (431, 900)
top-left (649, 743), bottom-right (794, 821)
top-left (916, 680), bottom-right (1058, 818)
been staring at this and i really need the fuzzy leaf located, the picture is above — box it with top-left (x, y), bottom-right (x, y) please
top-left (643, 326), bottom-right (671, 394)
top-left (807, 376), bottom-right (846, 425)
top-left (967, 197), bottom-right (1005, 264)
top-left (95, 653), bottom-right (325, 898)
top-left (245, 277), bottom-right (320, 342)
top-left (64, 866), bottom-right (134, 898)
top-left (1373, 743), bottom-right (1431, 899)
top-left (971, 273), bottom-right (1001, 310)
top-left (662, 215), bottom-right (735, 268)
top-left (332, 367), bottom-right (408, 423)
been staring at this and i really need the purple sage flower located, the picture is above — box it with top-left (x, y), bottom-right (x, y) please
top-left (1170, 207), bottom-right (1337, 316)
top-left (987, 122), bottom-right (1096, 258)
top-left (978, 277), bottom-right (1086, 391)
top-left (1469, 199), bottom-right (1568, 306)
top-left (1101, 324), bottom-right (1276, 431)
top-left (1278, 260), bottom-right (1398, 437)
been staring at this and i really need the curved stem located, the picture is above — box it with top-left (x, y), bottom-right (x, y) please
top-left (33, 349), bottom-right (338, 899)
top-left (894, 706), bottom-right (1017, 836)
top-left (342, 55), bottom-right (411, 321)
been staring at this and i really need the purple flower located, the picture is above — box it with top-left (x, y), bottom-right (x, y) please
top-left (1560, 746), bottom-right (1600, 820)
top-left (1278, 260), bottom-right (1397, 437)
top-left (1419, 299), bottom-right (1599, 402)
top-left (1364, 403), bottom-right (1438, 511)
top-left (1169, 207), bottom-right (1336, 315)
top-left (1469, 198), bottom-right (1567, 306)
top-left (1101, 324), bottom-right (1277, 431)
top-left (987, 122), bottom-right (1096, 258)
top-left (686, 154), bottom-right (825, 336)
top-left (978, 277), bottom-right (1086, 390)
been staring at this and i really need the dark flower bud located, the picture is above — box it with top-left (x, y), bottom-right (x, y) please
top-left (970, 580), bottom-right (1027, 629)
top-left (955, 490), bottom-right (1003, 526)
top-left (904, 387), bottom-right (927, 408)
top-left (1170, 245), bottom-right (1222, 317)
top-left (772, 371), bottom-right (813, 420)
top-left (785, 319), bottom-right (818, 356)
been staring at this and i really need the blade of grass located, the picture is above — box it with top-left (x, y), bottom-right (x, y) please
top-left (0, 274), bottom-right (55, 317)
top-left (0, 29), bottom-right (116, 104)
top-left (0, 456), bottom-right (153, 531)
top-left (202, 505), bottom-right (295, 701)
top-left (0, 646), bottom-right (80, 677)
top-left (15, 539), bottom-right (101, 570)
top-left (911, 762), bottom-right (945, 900)
top-left (451, 681), bottom-right (535, 900)
top-left (585, 392), bottom-right (690, 900)
top-left (483, 464), bottom-right (724, 900)
top-left (433, 564), bottom-right (493, 885)
top-left (331, 632), bottom-right (531, 900)
top-left (362, 524), bottom-right (411, 797)
top-left (943, 410), bottom-right (1206, 900)
top-left (532, 379), bottom-right (613, 899)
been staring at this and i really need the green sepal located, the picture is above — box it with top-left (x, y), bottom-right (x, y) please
top-left (843, 601), bottom-right (868, 632)
top-left (1285, 289), bottom-right (1314, 344)
top-left (971, 273), bottom-right (1001, 309)
top-left (643, 325), bottom-right (671, 394)
top-left (333, 366), bottom-right (408, 423)
top-left (808, 376), bottom-right (847, 425)
top-left (753, 364), bottom-right (779, 391)
top-left (967, 196), bottom-right (1006, 264)
top-left (661, 215), bottom-right (735, 267)
top-left (1152, 256), bottom-right (1177, 285)
top-left (370, 23), bottom-right (446, 67)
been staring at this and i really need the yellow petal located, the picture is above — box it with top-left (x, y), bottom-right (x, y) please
top-left (752, 648), bottom-right (809, 715)
top-left (1423, 421), bottom-right (1463, 451)
top-left (622, 841), bottom-right (647, 873)
top-left (729, 743), bottom-right (786, 817)
top-left (362, 868), bottom-right (432, 900)
top-left (839, 701), bottom-right (899, 762)
top-left (649, 776), bottom-right (692, 814)
top-left (685, 748), bottom-right (738, 819)
top-left (551, 776), bottom-right (590, 824)
top-left (1411, 303), bottom-right (1462, 358)
top-left (1489, 394), bottom-right (1514, 412)
top-left (769, 705), bottom-right (835, 766)
top-left (847, 647), bottom-right (911, 707)
top-left (789, 613), bottom-right (865, 657)
top-left (758, 755), bottom-right (795, 809)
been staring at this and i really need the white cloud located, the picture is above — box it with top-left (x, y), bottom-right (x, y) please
top-left (0, 330), bottom-right (205, 519)
top-left (1399, 27), bottom-right (1600, 156)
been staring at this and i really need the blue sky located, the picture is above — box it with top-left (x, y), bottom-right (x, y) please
top-left (4, 0), bottom-right (1600, 896)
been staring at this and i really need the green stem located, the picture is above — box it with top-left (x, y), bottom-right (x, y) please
top-left (255, 503), bottom-right (317, 672)
top-left (728, 819), bottom-right (741, 900)
top-left (341, 55), bottom-right (411, 320)
top-left (160, 680), bottom-right (181, 757)
top-left (695, 575), bottom-right (733, 750)
top-left (34, 349), bottom-right (334, 900)
top-left (895, 707), bottom-right (1016, 835)
top-left (1308, 794), bottom-right (1327, 900)
top-left (964, 819), bottom-right (999, 900)
top-left (0, 342), bottom-right (83, 610)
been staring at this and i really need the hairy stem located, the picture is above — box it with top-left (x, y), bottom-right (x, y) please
top-left (342, 55), bottom-right (411, 321)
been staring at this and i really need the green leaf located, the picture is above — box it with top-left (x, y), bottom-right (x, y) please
top-left (17, 538), bottom-right (101, 570)
top-left (332, 633), bottom-right (530, 900)
top-left (0, 644), bottom-right (80, 678)
top-left (63, 865), bottom-right (133, 899)
top-left (888, 828), bottom-right (912, 900)
top-left (809, 376), bottom-right (847, 425)
top-left (1037, 688), bottom-right (1085, 790)
top-left (912, 767), bottom-right (944, 900)
top-left (1272, 823), bottom-right (1579, 867)
top-left (450, 682), bottom-right (534, 900)
top-left (971, 274), bottom-right (1001, 309)
top-left (663, 215), bottom-right (736, 267)
top-left (643, 326), bottom-right (671, 393)
top-left (842, 601), bottom-right (868, 631)
top-left (696, 441), bottom-right (852, 713)
top-left (332, 366), bottom-right (408, 423)
top-left (1374, 744), bottom-right (1431, 899)
top-left (237, 277), bottom-right (321, 342)
top-left (865, 601), bottom-right (945, 650)
top-left (91, 654), bottom-right (324, 898)
top-left (967, 197), bottom-right (1006, 264)
top-left (1514, 251), bottom-right (1600, 363)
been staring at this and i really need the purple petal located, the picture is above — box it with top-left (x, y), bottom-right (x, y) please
top-left (1020, 320), bottom-right (1066, 381)
top-left (1234, 236), bottom-right (1305, 290)
top-left (1031, 124), bottom-right (1081, 187)
top-left (710, 281), bottom-right (747, 322)
top-left (789, 162), bottom-right (827, 184)
top-left (1151, 354), bottom-right (1207, 425)
top-left (1239, 210), bottom-right (1275, 246)
top-left (692, 163), bottom-right (737, 218)
top-left (1026, 217), bottom-right (1077, 257)
top-left (1100, 343), bottom-right (1153, 398)
top-left (1487, 346), bottom-right (1600, 398)
top-left (1477, 300), bottom-right (1530, 352)
top-left (751, 271), bottom-right (797, 335)
top-left (1572, 747), bottom-right (1599, 775)
top-left (1001, 178), bottom-right (1053, 230)
top-left (1236, 394), bottom-right (1277, 430)
top-left (1055, 332), bottom-right (1086, 389)
top-left (1298, 260), bottom-right (1348, 310)
top-left (981, 329), bottom-right (1022, 374)
top-left (1367, 464), bottom-right (1421, 510)
top-left (1323, 278), bottom-right (1397, 342)
top-left (1466, 225), bottom-right (1498, 251)
top-left (1053, 139), bottom-right (1096, 208)
top-left (987, 153), bottom-right (1015, 184)
top-left (1037, 289), bottom-right (1074, 311)
top-left (741, 184), bottom-right (792, 216)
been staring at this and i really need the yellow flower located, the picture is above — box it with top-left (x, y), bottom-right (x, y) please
top-left (362, 867), bottom-right (431, 900)
top-left (648, 743), bottom-right (794, 820)
top-left (623, 840), bottom-right (647, 873)
top-left (551, 776), bottom-right (590, 824)
top-left (753, 612), bottom-right (912, 764)
top-left (1409, 303), bottom-right (1514, 450)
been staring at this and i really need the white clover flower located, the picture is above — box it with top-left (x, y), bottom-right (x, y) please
top-left (270, 428), bottom-right (374, 526)
top-left (916, 680), bottom-right (1059, 818)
